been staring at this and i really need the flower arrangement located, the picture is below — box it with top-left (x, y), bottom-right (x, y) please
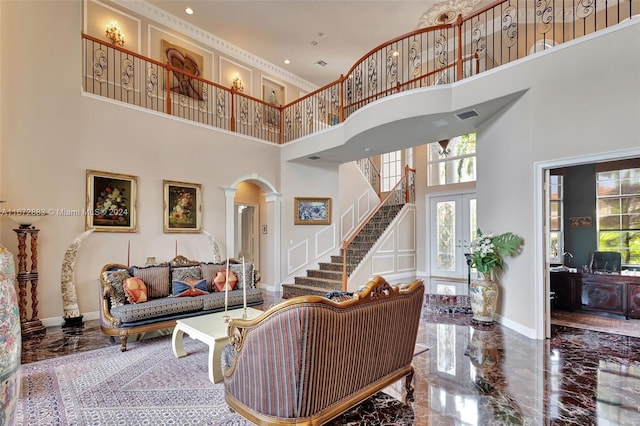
top-left (470, 228), bottom-right (523, 280)
top-left (169, 191), bottom-right (194, 225)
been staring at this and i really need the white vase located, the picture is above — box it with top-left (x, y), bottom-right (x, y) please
top-left (470, 274), bottom-right (499, 324)
top-left (0, 244), bottom-right (20, 426)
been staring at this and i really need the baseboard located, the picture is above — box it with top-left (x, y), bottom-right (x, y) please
top-left (40, 311), bottom-right (100, 328)
top-left (495, 313), bottom-right (539, 340)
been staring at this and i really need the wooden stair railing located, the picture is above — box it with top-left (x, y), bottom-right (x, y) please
top-left (341, 166), bottom-right (416, 289)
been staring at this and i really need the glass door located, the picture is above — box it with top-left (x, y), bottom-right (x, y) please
top-left (429, 193), bottom-right (476, 280)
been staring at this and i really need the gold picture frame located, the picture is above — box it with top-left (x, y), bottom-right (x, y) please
top-left (86, 170), bottom-right (138, 232)
top-left (294, 197), bottom-right (331, 225)
top-left (163, 180), bottom-right (202, 233)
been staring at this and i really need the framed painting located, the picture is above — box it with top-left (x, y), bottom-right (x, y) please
top-left (262, 79), bottom-right (283, 128)
top-left (161, 40), bottom-right (204, 101)
top-left (294, 197), bottom-right (331, 225)
top-left (86, 170), bottom-right (137, 232)
top-left (163, 180), bottom-right (202, 233)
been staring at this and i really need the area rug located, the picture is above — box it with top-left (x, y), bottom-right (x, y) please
top-left (15, 335), bottom-right (415, 426)
top-left (551, 310), bottom-right (640, 339)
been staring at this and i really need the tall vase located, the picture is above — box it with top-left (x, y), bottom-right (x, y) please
top-left (470, 273), bottom-right (499, 324)
top-left (0, 244), bottom-right (21, 426)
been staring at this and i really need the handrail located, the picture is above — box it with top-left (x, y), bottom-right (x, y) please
top-left (81, 0), bottom-right (635, 145)
top-left (341, 165), bottom-right (416, 289)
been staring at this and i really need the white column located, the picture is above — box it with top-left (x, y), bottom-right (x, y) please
top-left (223, 187), bottom-right (237, 259)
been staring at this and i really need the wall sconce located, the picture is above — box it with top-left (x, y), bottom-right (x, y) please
top-left (232, 74), bottom-right (244, 92)
top-left (105, 21), bottom-right (125, 47)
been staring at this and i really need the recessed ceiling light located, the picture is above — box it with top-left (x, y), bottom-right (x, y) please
top-left (311, 41), bottom-right (318, 46)
top-left (318, 32), bottom-right (326, 38)
top-left (185, 7), bottom-right (194, 15)
top-left (284, 59), bottom-right (290, 65)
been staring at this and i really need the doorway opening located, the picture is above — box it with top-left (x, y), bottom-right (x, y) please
top-left (234, 203), bottom-right (258, 264)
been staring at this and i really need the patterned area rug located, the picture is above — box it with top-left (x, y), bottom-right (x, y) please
top-left (551, 310), bottom-right (640, 338)
top-left (16, 336), bottom-right (414, 425)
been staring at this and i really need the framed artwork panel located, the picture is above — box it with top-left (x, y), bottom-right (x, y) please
top-left (162, 39), bottom-right (205, 100)
top-left (163, 180), bottom-right (202, 233)
top-left (86, 170), bottom-right (137, 232)
top-left (262, 78), bottom-right (284, 128)
top-left (294, 197), bottom-right (331, 225)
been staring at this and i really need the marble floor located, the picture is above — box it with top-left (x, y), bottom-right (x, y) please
top-left (20, 293), bottom-right (640, 425)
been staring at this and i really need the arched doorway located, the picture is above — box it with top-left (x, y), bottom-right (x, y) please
top-left (224, 175), bottom-right (281, 292)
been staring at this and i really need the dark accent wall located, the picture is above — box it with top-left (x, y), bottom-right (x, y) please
top-left (563, 164), bottom-right (597, 268)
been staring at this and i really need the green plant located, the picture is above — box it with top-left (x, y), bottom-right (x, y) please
top-left (470, 229), bottom-right (523, 279)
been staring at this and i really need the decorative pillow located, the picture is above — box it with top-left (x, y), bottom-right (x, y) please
top-left (213, 269), bottom-right (238, 292)
top-left (200, 263), bottom-right (226, 292)
top-left (132, 265), bottom-right (170, 299)
top-left (230, 263), bottom-right (254, 289)
top-left (172, 279), bottom-right (208, 297)
top-left (123, 277), bottom-right (148, 304)
top-left (171, 265), bottom-right (202, 282)
top-left (101, 269), bottom-right (130, 307)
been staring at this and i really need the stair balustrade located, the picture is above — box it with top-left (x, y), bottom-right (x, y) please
top-left (341, 166), bottom-right (416, 289)
top-left (82, 0), bottom-right (636, 145)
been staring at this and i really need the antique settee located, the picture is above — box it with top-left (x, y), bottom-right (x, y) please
top-left (99, 255), bottom-right (262, 351)
top-left (222, 275), bottom-right (424, 425)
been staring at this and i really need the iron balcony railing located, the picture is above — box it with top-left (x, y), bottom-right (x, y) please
top-left (82, 0), bottom-right (637, 144)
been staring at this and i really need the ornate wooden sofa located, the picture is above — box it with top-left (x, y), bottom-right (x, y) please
top-left (99, 255), bottom-right (262, 351)
top-left (222, 275), bottom-right (424, 425)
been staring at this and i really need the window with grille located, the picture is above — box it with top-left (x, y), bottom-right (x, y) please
top-left (549, 174), bottom-right (563, 263)
top-left (381, 150), bottom-right (402, 192)
top-left (596, 167), bottom-right (640, 265)
top-left (427, 133), bottom-right (476, 186)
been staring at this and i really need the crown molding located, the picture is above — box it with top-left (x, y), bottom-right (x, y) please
top-left (111, 0), bottom-right (318, 93)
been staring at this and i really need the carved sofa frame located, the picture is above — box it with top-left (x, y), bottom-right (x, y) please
top-left (222, 275), bottom-right (424, 425)
top-left (99, 255), bottom-right (262, 351)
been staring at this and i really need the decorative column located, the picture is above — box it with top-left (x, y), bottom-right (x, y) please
top-left (14, 226), bottom-right (46, 335)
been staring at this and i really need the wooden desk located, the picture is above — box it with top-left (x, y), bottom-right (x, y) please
top-left (551, 271), bottom-right (640, 319)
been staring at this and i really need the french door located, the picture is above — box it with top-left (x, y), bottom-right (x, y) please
top-left (429, 193), bottom-right (476, 279)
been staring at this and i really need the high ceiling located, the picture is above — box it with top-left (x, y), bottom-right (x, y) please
top-left (144, 0), bottom-right (490, 88)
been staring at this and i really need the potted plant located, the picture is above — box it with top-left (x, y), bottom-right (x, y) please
top-left (469, 228), bottom-right (523, 323)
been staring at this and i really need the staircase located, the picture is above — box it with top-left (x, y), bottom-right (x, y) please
top-left (281, 204), bottom-right (404, 299)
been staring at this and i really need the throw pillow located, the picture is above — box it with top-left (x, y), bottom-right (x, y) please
top-left (200, 262), bottom-right (225, 292)
top-left (171, 265), bottom-right (202, 282)
top-left (123, 277), bottom-right (148, 304)
top-left (213, 269), bottom-right (238, 292)
top-left (173, 279), bottom-right (208, 297)
top-left (132, 265), bottom-right (170, 299)
top-left (230, 263), bottom-right (254, 289)
top-left (101, 269), bottom-right (130, 307)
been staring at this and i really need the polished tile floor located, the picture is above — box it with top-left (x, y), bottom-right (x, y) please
top-left (20, 293), bottom-right (640, 425)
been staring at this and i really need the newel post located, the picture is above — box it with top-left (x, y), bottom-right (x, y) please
top-left (456, 14), bottom-right (463, 81)
top-left (230, 88), bottom-right (236, 132)
top-left (165, 63), bottom-right (172, 115)
top-left (339, 74), bottom-right (345, 122)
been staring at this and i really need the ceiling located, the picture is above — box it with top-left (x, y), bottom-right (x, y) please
top-left (144, 0), bottom-right (491, 88)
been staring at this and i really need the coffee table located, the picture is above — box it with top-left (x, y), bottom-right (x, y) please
top-left (171, 307), bottom-right (263, 383)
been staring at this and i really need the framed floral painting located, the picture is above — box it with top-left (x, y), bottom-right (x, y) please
top-left (294, 197), bottom-right (331, 225)
top-left (86, 170), bottom-right (137, 232)
top-left (163, 180), bottom-right (202, 233)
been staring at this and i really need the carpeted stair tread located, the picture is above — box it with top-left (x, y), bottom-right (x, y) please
top-left (294, 276), bottom-right (342, 289)
top-left (282, 283), bottom-right (333, 298)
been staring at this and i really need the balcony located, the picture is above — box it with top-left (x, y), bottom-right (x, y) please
top-left (82, 0), bottom-right (638, 146)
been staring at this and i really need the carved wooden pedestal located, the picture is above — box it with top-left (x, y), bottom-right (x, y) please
top-left (14, 227), bottom-right (46, 335)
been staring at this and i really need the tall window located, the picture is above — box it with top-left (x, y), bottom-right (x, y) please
top-left (427, 133), bottom-right (476, 186)
top-left (596, 167), bottom-right (640, 265)
top-left (549, 174), bottom-right (564, 263)
top-left (381, 150), bottom-right (402, 192)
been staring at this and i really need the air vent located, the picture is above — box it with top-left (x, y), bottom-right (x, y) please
top-left (308, 155), bottom-right (321, 160)
top-left (455, 109), bottom-right (479, 120)
top-left (315, 60), bottom-right (328, 67)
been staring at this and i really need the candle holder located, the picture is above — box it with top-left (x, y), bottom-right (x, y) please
top-left (223, 314), bottom-right (231, 324)
top-left (242, 307), bottom-right (247, 319)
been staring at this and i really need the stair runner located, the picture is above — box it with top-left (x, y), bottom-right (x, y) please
top-left (282, 204), bottom-right (404, 299)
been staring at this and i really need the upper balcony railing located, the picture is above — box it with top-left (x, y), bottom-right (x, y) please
top-left (82, 0), bottom-right (637, 144)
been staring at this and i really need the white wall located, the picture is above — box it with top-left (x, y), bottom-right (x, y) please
top-left (0, 0), bottom-right (280, 322)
